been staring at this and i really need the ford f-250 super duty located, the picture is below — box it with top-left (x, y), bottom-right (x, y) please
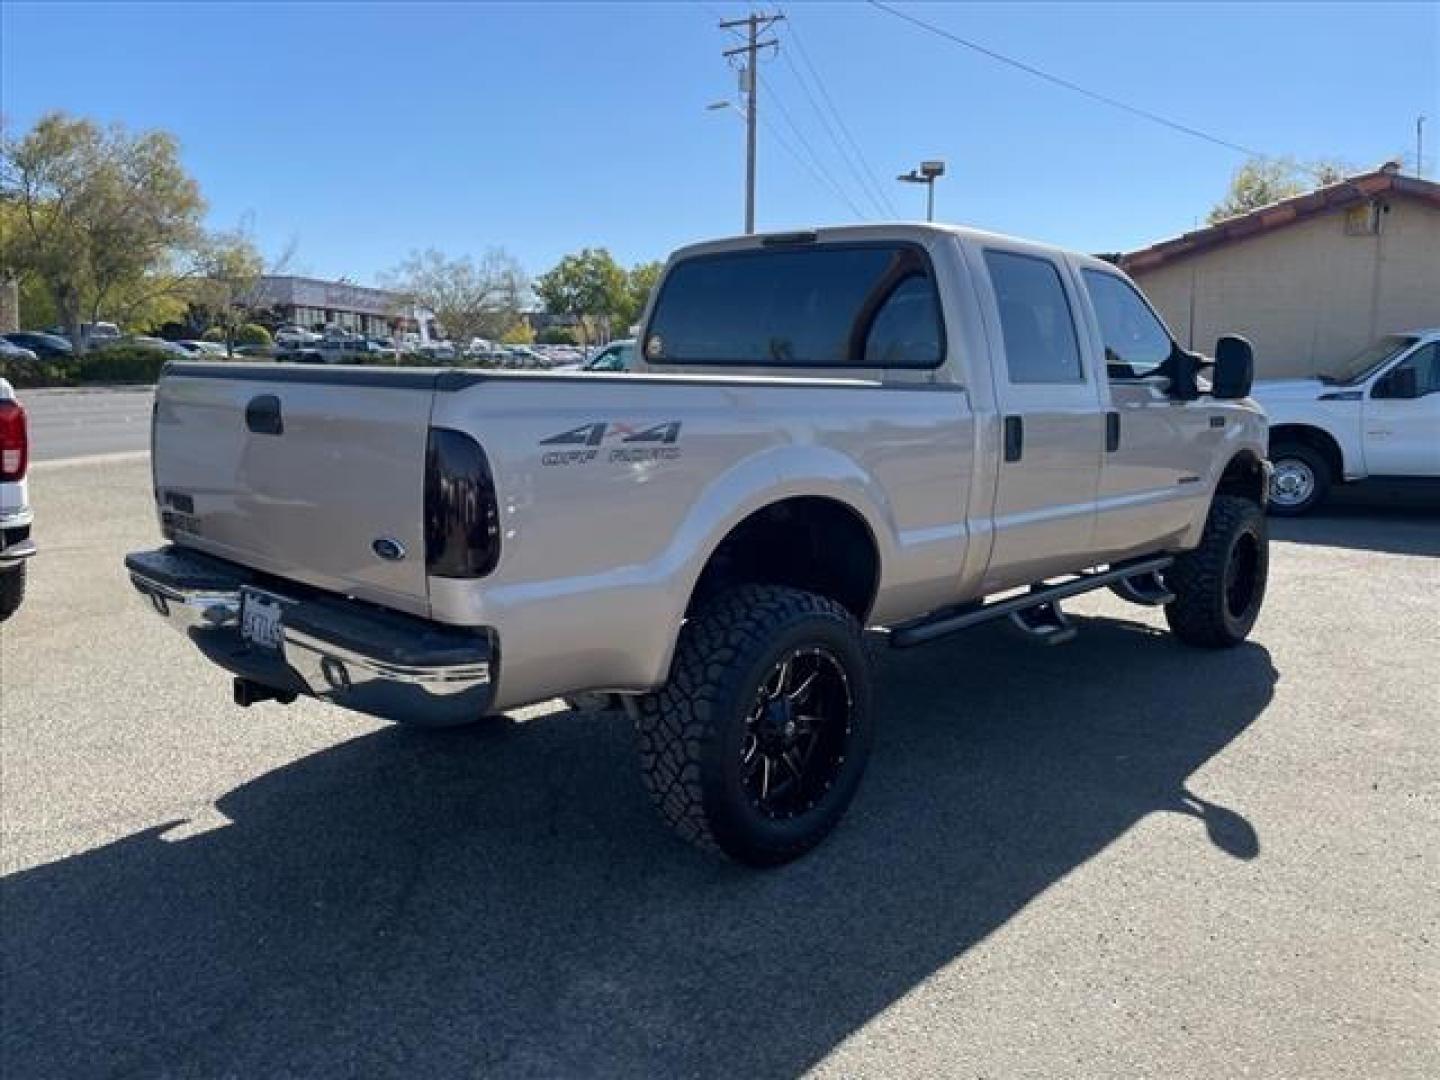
top-left (1253, 329), bottom-right (1440, 515)
top-left (126, 224), bottom-right (1270, 866)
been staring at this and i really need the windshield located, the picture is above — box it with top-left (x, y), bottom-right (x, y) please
top-left (1319, 334), bottom-right (1418, 385)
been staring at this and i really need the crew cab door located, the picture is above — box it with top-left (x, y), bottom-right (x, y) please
top-left (1078, 267), bottom-right (1210, 558)
top-left (1364, 342), bottom-right (1440, 476)
top-left (975, 246), bottom-right (1105, 590)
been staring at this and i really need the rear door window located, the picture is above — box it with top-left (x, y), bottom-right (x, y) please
top-left (983, 250), bottom-right (1084, 384)
top-left (645, 244), bottom-right (944, 368)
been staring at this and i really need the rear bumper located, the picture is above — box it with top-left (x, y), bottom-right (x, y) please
top-left (0, 505), bottom-right (35, 568)
top-left (125, 545), bottom-right (496, 727)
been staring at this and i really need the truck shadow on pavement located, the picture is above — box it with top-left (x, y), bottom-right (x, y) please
top-left (2, 618), bottom-right (1275, 1079)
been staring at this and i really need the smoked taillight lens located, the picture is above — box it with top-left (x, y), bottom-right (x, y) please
top-left (424, 428), bottom-right (501, 578)
top-left (0, 400), bottom-right (27, 481)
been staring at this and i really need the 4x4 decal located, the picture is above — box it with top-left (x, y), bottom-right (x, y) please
top-left (540, 421), bottom-right (683, 466)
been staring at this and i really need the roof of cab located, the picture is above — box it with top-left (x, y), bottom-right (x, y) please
top-left (667, 222), bottom-right (1123, 275)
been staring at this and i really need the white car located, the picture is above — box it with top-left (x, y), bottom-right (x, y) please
top-left (1, 378), bottom-right (36, 621)
top-left (179, 340), bottom-right (231, 357)
top-left (1253, 329), bottom-right (1440, 514)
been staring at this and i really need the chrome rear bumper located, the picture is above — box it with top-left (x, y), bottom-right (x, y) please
top-left (125, 546), bottom-right (496, 727)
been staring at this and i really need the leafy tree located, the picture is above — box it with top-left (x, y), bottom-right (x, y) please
top-left (500, 321), bottom-right (535, 345)
top-left (534, 248), bottom-right (627, 346)
top-left (0, 113), bottom-right (209, 351)
top-left (617, 260), bottom-right (663, 333)
top-left (385, 248), bottom-right (527, 348)
top-left (1207, 157), bottom-right (1354, 224)
top-left (186, 220), bottom-right (291, 355)
top-left (235, 322), bottom-right (272, 346)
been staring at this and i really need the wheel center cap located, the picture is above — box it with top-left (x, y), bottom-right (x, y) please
top-left (760, 698), bottom-right (796, 747)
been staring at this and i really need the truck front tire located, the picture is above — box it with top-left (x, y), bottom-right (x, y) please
top-left (1268, 442), bottom-right (1330, 516)
top-left (1164, 495), bottom-right (1268, 648)
top-left (0, 564), bottom-right (26, 623)
top-left (635, 584), bottom-right (874, 866)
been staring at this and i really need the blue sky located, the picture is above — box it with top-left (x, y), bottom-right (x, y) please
top-left (3, 2), bottom-right (1436, 283)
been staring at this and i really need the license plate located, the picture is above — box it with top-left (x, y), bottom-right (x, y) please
top-left (240, 591), bottom-right (285, 652)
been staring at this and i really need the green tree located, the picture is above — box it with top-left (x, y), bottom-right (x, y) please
top-left (500, 320), bottom-right (534, 345)
top-left (0, 113), bottom-right (209, 351)
top-left (534, 248), bottom-right (627, 347)
top-left (617, 260), bottom-right (663, 334)
top-left (187, 222), bottom-right (283, 355)
top-left (385, 248), bottom-right (527, 349)
top-left (1207, 157), bottom-right (1353, 224)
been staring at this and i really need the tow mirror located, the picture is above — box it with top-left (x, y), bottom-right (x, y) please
top-left (1373, 365), bottom-right (1419, 399)
top-left (1212, 335), bottom-right (1254, 399)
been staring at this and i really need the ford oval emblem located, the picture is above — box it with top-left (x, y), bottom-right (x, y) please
top-left (372, 537), bottom-right (407, 562)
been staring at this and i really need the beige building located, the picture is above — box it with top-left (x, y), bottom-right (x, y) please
top-left (1120, 164), bottom-right (1440, 379)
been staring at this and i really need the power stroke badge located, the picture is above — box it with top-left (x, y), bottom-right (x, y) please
top-left (539, 421), bottom-right (683, 466)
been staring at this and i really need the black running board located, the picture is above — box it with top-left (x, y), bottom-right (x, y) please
top-left (888, 555), bottom-right (1173, 649)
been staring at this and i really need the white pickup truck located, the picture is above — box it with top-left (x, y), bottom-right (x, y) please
top-left (126, 224), bottom-right (1270, 865)
top-left (1, 378), bottom-right (36, 621)
top-left (1254, 329), bottom-right (1440, 514)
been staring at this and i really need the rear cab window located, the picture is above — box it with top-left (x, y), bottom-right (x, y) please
top-left (644, 243), bottom-right (945, 369)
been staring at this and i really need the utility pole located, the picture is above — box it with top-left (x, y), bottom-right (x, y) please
top-left (1418, 115), bottom-right (1427, 178)
top-left (720, 11), bottom-right (783, 234)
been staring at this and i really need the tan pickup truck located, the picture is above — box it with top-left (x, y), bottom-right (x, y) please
top-left (126, 224), bottom-right (1270, 865)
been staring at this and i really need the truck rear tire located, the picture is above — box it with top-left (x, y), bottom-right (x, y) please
top-left (1164, 495), bottom-right (1268, 648)
top-left (0, 564), bottom-right (26, 623)
top-left (634, 584), bottom-right (873, 867)
top-left (1267, 442), bottom-right (1330, 516)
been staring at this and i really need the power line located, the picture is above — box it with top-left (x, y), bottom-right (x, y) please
top-left (866, 0), bottom-right (1277, 163)
top-left (758, 70), bottom-right (871, 219)
top-left (757, 108), bottom-right (869, 221)
top-left (777, 9), bottom-right (899, 217)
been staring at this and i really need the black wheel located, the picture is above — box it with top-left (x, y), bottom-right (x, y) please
top-left (0, 564), bottom-right (25, 622)
top-left (1164, 495), bottom-right (1268, 648)
top-left (635, 584), bottom-right (873, 867)
top-left (1268, 442), bottom-right (1330, 516)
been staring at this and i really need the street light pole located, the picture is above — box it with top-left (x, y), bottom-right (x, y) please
top-left (897, 159), bottom-right (947, 222)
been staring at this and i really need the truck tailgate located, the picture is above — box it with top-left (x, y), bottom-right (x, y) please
top-left (152, 366), bottom-right (436, 617)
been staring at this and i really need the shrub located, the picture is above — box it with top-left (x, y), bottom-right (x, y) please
top-left (201, 327), bottom-right (226, 342)
top-left (72, 344), bottom-right (171, 384)
top-left (537, 327), bottom-right (578, 345)
top-left (0, 353), bottom-right (73, 388)
top-left (236, 323), bottom-right (273, 346)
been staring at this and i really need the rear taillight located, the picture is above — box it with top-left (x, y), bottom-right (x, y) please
top-left (0, 400), bottom-right (27, 481)
top-left (424, 428), bottom-right (501, 578)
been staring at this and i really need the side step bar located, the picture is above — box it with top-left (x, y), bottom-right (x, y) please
top-left (888, 555), bottom-right (1173, 650)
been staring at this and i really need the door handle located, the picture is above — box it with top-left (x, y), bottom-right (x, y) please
top-left (245, 394), bottom-right (283, 436)
top-left (1105, 411), bottom-right (1121, 453)
top-left (1003, 415), bottom-right (1024, 462)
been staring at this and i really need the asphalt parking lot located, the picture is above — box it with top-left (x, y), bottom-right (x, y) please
top-left (1, 456), bottom-right (1436, 1078)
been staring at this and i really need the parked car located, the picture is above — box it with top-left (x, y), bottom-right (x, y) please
top-left (3, 332), bottom-right (74, 360)
top-left (274, 326), bottom-right (321, 348)
top-left (581, 339), bottom-right (635, 373)
top-left (125, 223), bottom-right (1269, 865)
top-left (1, 378), bottom-right (36, 622)
top-left (418, 341), bottom-right (457, 361)
top-left (0, 339), bottom-right (39, 364)
top-left (47, 321), bottom-right (121, 348)
top-left (104, 336), bottom-right (193, 359)
top-left (234, 344), bottom-right (277, 359)
top-left (178, 340), bottom-right (230, 357)
top-left (1253, 329), bottom-right (1440, 514)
